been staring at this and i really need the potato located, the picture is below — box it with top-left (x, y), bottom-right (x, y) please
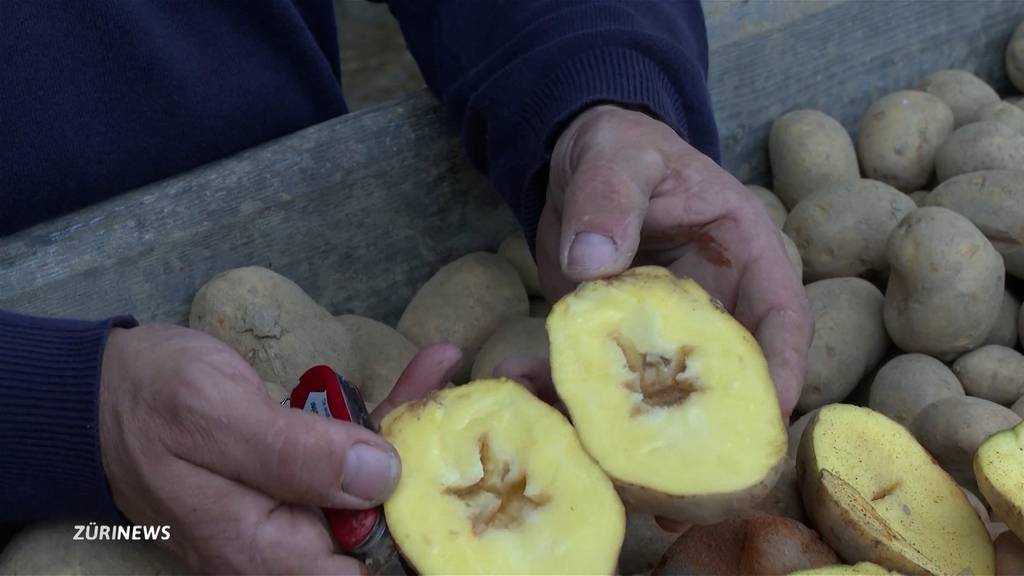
top-left (747, 184), bottom-right (788, 228)
top-left (784, 180), bottom-right (915, 280)
top-left (651, 515), bottom-right (837, 575)
top-left (797, 278), bottom-right (889, 413)
top-left (986, 290), bottom-right (1022, 347)
top-left (1012, 395), bottom-right (1024, 420)
top-left (995, 531), bottom-right (1024, 576)
top-left (797, 404), bottom-right (994, 574)
top-left (189, 266), bottom-right (361, 390)
top-left (925, 170), bottom-right (1024, 279)
top-left (855, 90), bottom-right (955, 191)
top-left (918, 69), bottom-right (1000, 127)
top-left (380, 378), bottom-right (625, 575)
top-left (975, 421), bottom-right (1024, 549)
top-left (883, 207), bottom-right (1005, 359)
top-left (934, 122), bottom-right (1024, 182)
top-left (912, 396), bottom-right (1021, 489)
top-left (769, 110), bottom-right (860, 209)
top-left (952, 345), bottom-right (1024, 406)
top-left (908, 190), bottom-right (929, 205)
top-left (334, 314), bottom-right (417, 409)
top-left (754, 409), bottom-right (820, 522)
top-left (782, 232), bottom-right (803, 281)
top-left (1020, 299), bottom-right (1024, 349)
top-left (0, 520), bottom-right (187, 575)
top-left (1008, 21), bottom-right (1024, 93)
top-left (618, 513), bottom-right (678, 576)
top-left (789, 562), bottom-right (896, 575)
top-left (867, 353), bottom-right (964, 428)
top-left (547, 266), bottom-right (787, 525)
top-left (979, 100), bottom-right (1024, 136)
top-left (962, 486), bottom-right (992, 527)
top-left (470, 317), bottom-right (549, 381)
top-left (397, 252), bottom-right (528, 382)
top-left (498, 231), bottom-right (541, 296)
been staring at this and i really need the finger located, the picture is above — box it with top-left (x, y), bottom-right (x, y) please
top-left (491, 354), bottom-right (560, 406)
top-left (174, 377), bottom-right (401, 511)
top-left (753, 305), bottom-right (813, 420)
top-left (169, 458), bottom-right (366, 576)
top-left (371, 343), bottom-right (463, 427)
top-left (654, 517), bottom-right (692, 533)
top-left (536, 200), bottom-right (578, 303)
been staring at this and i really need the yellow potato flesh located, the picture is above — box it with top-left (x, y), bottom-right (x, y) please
top-left (789, 561), bottom-right (894, 575)
top-left (381, 379), bottom-right (625, 575)
top-left (547, 266), bottom-right (786, 496)
top-left (976, 423), bottom-right (1024, 543)
top-left (807, 404), bottom-right (992, 575)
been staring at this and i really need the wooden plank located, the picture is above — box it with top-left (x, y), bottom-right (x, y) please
top-left (707, 0), bottom-right (1024, 185)
top-left (0, 94), bottom-right (519, 326)
top-left (3, 0), bottom-right (1024, 327)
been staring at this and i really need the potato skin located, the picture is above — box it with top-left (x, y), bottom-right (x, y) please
top-left (189, 266), bottom-right (360, 388)
top-left (925, 169), bottom-right (1024, 279)
top-left (784, 179), bottom-right (915, 280)
top-left (934, 122), bottom-right (1024, 182)
top-left (912, 396), bottom-right (1021, 489)
top-left (986, 290), bottom-right (1021, 348)
top-left (1008, 21), bottom-right (1024, 93)
top-left (952, 345), bottom-right (1024, 406)
top-left (797, 278), bottom-right (889, 413)
top-left (335, 314), bottom-right (417, 409)
top-left (883, 207), bottom-right (1004, 359)
top-left (769, 110), bottom-right (859, 209)
top-left (908, 190), bottom-right (929, 205)
top-left (498, 231), bottom-right (541, 296)
top-left (747, 184), bottom-right (788, 228)
top-left (856, 90), bottom-right (954, 191)
top-left (978, 101), bottom-right (1024, 136)
top-left (918, 69), bottom-right (1000, 127)
top-left (868, 353), bottom-right (965, 428)
top-left (397, 252), bottom-right (528, 382)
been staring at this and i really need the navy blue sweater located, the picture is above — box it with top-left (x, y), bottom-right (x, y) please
top-left (0, 0), bottom-right (719, 521)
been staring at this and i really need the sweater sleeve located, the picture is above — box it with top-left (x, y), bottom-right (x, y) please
top-left (383, 0), bottom-right (721, 249)
top-left (0, 310), bottom-right (138, 522)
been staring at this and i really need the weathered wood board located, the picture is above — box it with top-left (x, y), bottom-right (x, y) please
top-left (2, 0), bottom-right (1024, 326)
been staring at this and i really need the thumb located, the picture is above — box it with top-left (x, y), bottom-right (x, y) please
top-left (552, 112), bottom-right (666, 281)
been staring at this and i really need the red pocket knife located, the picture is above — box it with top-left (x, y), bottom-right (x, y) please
top-left (284, 365), bottom-right (400, 574)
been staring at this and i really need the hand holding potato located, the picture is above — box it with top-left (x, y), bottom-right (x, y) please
top-left (535, 104), bottom-right (812, 417)
top-left (98, 324), bottom-right (461, 575)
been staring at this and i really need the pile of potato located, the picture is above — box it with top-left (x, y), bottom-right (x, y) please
top-left (4, 19), bottom-right (1024, 576)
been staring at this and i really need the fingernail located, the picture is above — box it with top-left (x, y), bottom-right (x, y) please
top-left (567, 232), bottom-right (617, 275)
top-left (343, 444), bottom-right (399, 503)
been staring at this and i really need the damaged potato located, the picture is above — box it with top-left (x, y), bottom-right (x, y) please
top-left (547, 266), bottom-right (787, 525)
top-left (975, 422), bottom-right (1024, 547)
top-left (797, 404), bottom-right (993, 575)
top-left (380, 378), bottom-right (625, 575)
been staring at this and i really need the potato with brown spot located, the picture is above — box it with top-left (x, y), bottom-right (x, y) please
top-left (784, 179), bottom-right (915, 280)
top-left (769, 110), bottom-right (860, 209)
top-left (883, 207), bottom-right (1004, 359)
top-left (856, 90), bottom-right (954, 191)
top-left (953, 345), bottom-right (1024, 406)
top-left (918, 69), bottom-right (1000, 127)
top-left (651, 514), bottom-right (837, 575)
top-left (398, 252), bottom-right (528, 383)
top-left (867, 353), bottom-right (964, 428)
top-left (189, 266), bottom-right (361, 389)
top-left (925, 169), bottom-right (1024, 279)
top-left (934, 122), bottom-right (1024, 182)
top-left (912, 396), bottom-right (1021, 490)
top-left (797, 278), bottom-right (889, 413)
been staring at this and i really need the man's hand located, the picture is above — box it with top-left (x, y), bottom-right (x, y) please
top-left (99, 324), bottom-right (461, 575)
top-left (535, 105), bottom-right (813, 418)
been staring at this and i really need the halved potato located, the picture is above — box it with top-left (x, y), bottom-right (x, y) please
top-left (788, 562), bottom-right (896, 575)
top-left (547, 266), bottom-right (787, 524)
top-left (797, 404), bottom-right (993, 575)
top-left (380, 378), bottom-right (625, 575)
top-left (975, 422), bottom-right (1024, 546)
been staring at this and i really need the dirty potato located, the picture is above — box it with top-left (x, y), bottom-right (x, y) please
top-left (769, 110), bottom-right (860, 209)
top-left (952, 345), bottom-right (1024, 406)
top-left (918, 69), bottom-right (1000, 127)
top-left (867, 353), bottom-right (965, 428)
top-left (934, 122), bottom-right (1024, 182)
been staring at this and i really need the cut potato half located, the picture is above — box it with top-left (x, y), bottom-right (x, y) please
top-left (975, 421), bottom-right (1024, 545)
top-left (788, 561), bottom-right (895, 575)
top-left (380, 378), bottom-right (625, 575)
top-left (547, 266), bottom-right (787, 524)
top-left (798, 404), bottom-right (993, 575)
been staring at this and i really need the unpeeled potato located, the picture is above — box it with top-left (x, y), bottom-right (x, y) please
top-left (918, 69), bottom-right (1000, 127)
top-left (1008, 21), bottom-right (1024, 93)
top-left (986, 290), bottom-right (1022, 347)
top-left (867, 353), bottom-right (964, 428)
top-left (952, 345), bottom-right (1024, 406)
top-left (934, 122), bottom-right (1024, 182)
top-left (769, 110), bottom-right (860, 209)
top-left (498, 231), bottom-right (541, 296)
